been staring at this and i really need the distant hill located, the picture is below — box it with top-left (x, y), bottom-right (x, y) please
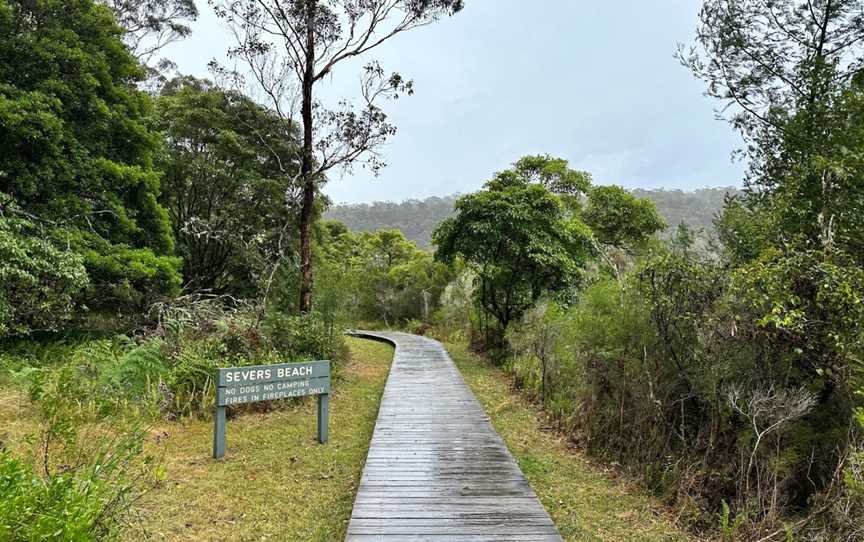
top-left (631, 187), bottom-right (742, 234)
top-left (325, 188), bottom-right (742, 248)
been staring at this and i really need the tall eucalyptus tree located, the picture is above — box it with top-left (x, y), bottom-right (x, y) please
top-left (211, 0), bottom-right (464, 313)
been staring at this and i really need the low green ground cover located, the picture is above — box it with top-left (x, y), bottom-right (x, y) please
top-left (125, 337), bottom-right (393, 541)
top-left (0, 336), bottom-right (392, 541)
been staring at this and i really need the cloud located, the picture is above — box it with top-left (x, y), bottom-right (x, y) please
top-left (163, 0), bottom-right (744, 203)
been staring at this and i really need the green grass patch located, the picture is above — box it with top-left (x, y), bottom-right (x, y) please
top-left (122, 337), bottom-right (392, 541)
top-left (445, 341), bottom-right (693, 542)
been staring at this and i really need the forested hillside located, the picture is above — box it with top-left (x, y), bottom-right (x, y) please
top-left (326, 187), bottom-right (740, 247)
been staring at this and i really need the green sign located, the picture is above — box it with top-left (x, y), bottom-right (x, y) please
top-left (213, 360), bottom-right (330, 459)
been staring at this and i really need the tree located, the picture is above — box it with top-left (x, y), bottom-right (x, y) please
top-left (683, 1), bottom-right (864, 513)
top-left (681, 0), bottom-right (864, 254)
top-left (434, 156), bottom-right (669, 351)
top-left (364, 229), bottom-right (417, 269)
top-left (0, 0), bottom-right (180, 315)
top-left (679, 0), bottom-right (864, 144)
top-left (211, 0), bottom-right (464, 313)
top-left (583, 186), bottom-right (666, 248)
top-left (356, 230), bottom-right (453, 323)
top-left (683, 0), bottom-right (864, 379)
top-left (433, 157), bottom-right (595, 348)
top-left (153, 76), bottom-right (302, 296)
top-left (314, 224), bottom-right (453, 325)
top-left (761, 74), bottom-right (864, 260)
top-left (583, 185), bottom-right (665, 279)
top-left (387, 251), bottom-right (453, 321)
top-left (101, 0), bottom-right (198, 72)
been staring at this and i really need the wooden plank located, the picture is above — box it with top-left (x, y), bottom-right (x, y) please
top-left (345, 331), bottom-right (562, 541)
top-left (347, 536), bottom-right (560, 542)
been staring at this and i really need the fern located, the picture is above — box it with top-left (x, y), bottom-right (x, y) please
top-left (101, 339), bottom-right (168, 399)
top-left (718, 500), bottom-right (746, 541)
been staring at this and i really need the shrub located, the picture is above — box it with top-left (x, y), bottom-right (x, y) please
top-left (839, 408), bottom-right (864, 531)
top-left (849, 409), bottom-right (864, 497)
top-left (501, 242), bottom-right (864, 534)
top-left (0, 433), bottom-right (150, 541)
top-left (429, 271), bottom-right (473, 343)
top-left (2, 347), bottom-right (156, 542)
top-left (77, 237), bottom-right (182, 315)
top-left (0, 214), bottom-right (89, 337)
top-left (3, 305), bottom-right (350, 422)
top-left (162, 342), bottom-right (220, 417)
top-left (263, 311), bottom-right (346, 366)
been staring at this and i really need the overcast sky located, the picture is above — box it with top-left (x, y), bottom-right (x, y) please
top-left (163, 0), bottom-right (745, 204)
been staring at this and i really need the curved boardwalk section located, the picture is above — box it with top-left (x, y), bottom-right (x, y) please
top-left (346, 331), bottom-right (561, 541)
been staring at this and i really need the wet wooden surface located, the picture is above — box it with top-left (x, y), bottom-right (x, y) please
top-left (346, 331), bottom-right (562, 541)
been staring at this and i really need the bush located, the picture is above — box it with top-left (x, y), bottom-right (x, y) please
top-left (429, 271), bottom-right (473, 343)
top-left (77, 236), bottom-right (182, 315)
top-left (506, 278), bottom-right (657, 443)
top-left (501, 243), bottom-right (864, 534)
top-left (3, 304), bottom-right (351, 423)
top-left (0, 214), bottom-right (89, 337)
top-left (160, 315), bottom-right (270, 417)
top-left (2, 347), bottom-right (156, 542)
top-left (20, 337), bottom-right (168, 420)
top-left (263, 311), bottom-right (346, 366)
top-left (0, 433), bottom-right (150, 542)
top-left (834, 411), bottom-right (864, 537)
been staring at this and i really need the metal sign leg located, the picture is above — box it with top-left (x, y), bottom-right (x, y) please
top-left (213, 405), bottom-right (226, 459)
top-left (317, 393), bottom-right (329, 444)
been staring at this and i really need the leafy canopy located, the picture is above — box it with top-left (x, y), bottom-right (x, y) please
top-left (0, 210), bottom-right (89, 336)
top-left (153, 76), bottom-right (302, 296)
top-left (0, 0), bottom-right (180, 319)
top-left (434, 155), bottom-right (667, 346)
top-left (583, 185), bottom-right (667, 248)
top-left (434, 156), bottom-right (595, 338)
top-left (317, 225), bottom-right (454, 325)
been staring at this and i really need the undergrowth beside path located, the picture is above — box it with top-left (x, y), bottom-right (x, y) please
top-left (446, 341), bottom-right (695, 542)
top-left (125, 337), bottom-right (393, 541)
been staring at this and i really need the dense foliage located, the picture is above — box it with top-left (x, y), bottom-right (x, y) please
top-left (153, 76), bottom-right (302, 296)
top-left (316, 224), bottom-right (455, 327)
top-left (0, 442), bottom-right (147, 541)
top-left (0, 210), bottom-right (89, 336)
top-left (0, 3), bottom-right (351, 538)
top-left (434, 155), bottom-right (663, 349)
top-left (1, 0), bottom-right (863, 540)
top-left (502, 242), bottom-right (864, 538)
top-left (459, 1), bottom-right (864, 538)
top-left (0, 0), bottom-right (181, 329)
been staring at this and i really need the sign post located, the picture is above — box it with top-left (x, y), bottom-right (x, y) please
top-left (213, 360), bottom-right (330, 459)
top-left (317, 393), bottom-right (329, 443)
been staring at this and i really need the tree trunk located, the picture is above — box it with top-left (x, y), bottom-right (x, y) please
top-left (818, 169), bottom-right (835, 250)
top-left (298, 0), bottom-right (317, 314)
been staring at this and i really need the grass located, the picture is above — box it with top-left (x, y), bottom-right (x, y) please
top-left (123, 337), bottom-right (393, 541)
top-left (0, 334), bottom-right (694, 541)
top-left (0, 388), bottom-right (40, 454)
top-left (445, 341), bottom-right (694, 542)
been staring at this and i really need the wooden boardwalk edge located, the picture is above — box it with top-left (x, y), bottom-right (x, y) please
top-left (345, 331), bottom-right (562, 541)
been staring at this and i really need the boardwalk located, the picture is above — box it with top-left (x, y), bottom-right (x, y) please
top-left (346, 331), bottom-right (562, 542)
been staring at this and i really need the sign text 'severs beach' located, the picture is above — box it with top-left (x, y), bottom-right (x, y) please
top-left (223, 364), bottom-right (313, 384)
